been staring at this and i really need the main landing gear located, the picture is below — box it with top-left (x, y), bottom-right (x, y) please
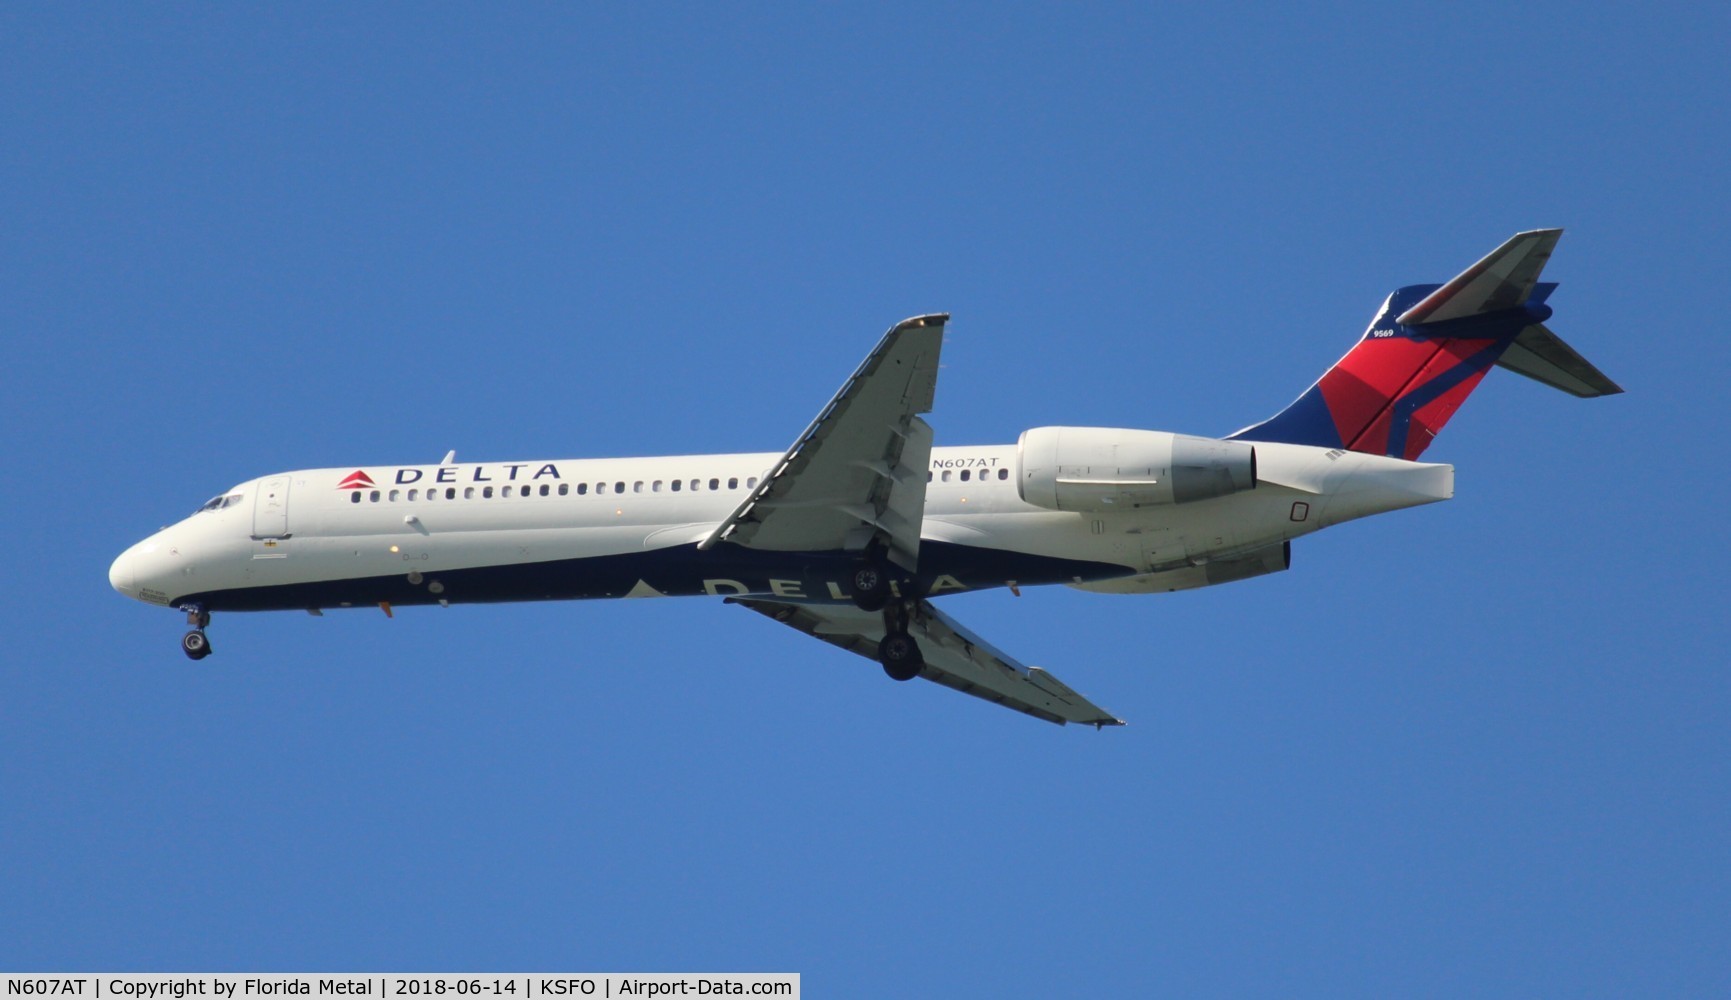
top-left (850, 548), bottom-right (920, 680)
top-left (850, 559), bottom-right (891, 612)
top-left (181, 607), bottom-right (212, 661)
top-left (878, 600), bottom-right (923, 682)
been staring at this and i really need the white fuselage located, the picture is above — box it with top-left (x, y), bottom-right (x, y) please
top-left (109, 437), bottom-right (1454, 615)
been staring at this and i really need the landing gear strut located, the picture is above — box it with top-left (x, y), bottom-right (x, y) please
top-left (181, 606), bottom-right (212, 661)
top-left (878, 600), bottom-right (923, 681)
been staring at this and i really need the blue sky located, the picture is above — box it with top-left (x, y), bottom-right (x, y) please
top-left (3, 3), bottom-right (1727, 994)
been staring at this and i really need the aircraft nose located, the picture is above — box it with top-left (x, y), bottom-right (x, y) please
top-left (109, 546), bottom-right (136, 595)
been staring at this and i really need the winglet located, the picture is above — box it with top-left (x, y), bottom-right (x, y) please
top-left (1396, 228), bottom-right (1561, 325)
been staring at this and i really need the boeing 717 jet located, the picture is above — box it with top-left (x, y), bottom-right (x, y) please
top-left (110, 231), bottom-right (1619, 726)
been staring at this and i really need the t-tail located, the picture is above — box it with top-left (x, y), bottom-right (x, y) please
top-left (1229, 229), bottom-right (1621, 460)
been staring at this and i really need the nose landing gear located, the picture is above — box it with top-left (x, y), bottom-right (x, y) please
top-left (180, 606), bottom-right (212, 661)
top-left (181, 630), bottom-right (211, 659)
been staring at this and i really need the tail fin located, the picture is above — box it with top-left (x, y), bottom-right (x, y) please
top-left (1229, 229), bottom-right (1620, 460)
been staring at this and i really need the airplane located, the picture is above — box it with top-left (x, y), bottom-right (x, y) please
top-left (109, 230), bottom-right (1619, 727)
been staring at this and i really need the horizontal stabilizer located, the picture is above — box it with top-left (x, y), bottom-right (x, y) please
top-left (1396, 229), bottom-right (1561, 325)
top-left (1496, 323), bottom-right (1623, 397)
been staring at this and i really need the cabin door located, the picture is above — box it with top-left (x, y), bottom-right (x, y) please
top-left (252, 476), bottom-right (292, 539)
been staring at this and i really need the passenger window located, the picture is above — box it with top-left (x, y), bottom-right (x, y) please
top-left (941, 470), bottom-right (952, 482)
top-left (388, 489), bottom-right (400, 501)
top-left (671, 480), bottom-right (682, 492)
top-left (927, 471), bottom-right (933, 482)
top-left (350, 492), bottom-right (361, 504)
top-left (502, 486), bottom-right (513, 498)
top-left (747, 477), bottom-right (758, 489)
top-left (689, 480), bottom-right (699, 491)
top-left (960, 470), bottom-right (971, 482)
top-left (485, 486), bottom-right (496, 498)
top-left (446, 488), bottom-right (456, 500)
top-left (597, 482), bottom-right (608, 495)
top-left (370, 490), bottom-right (381, 502)
top-left (408, 489), bottom-right (418, 501)
top-left (728, 477), bottom-right (738, 490)
top-left (540, 484), bottom-right (551, 496)
top-left (576, 483), bottom-right (586, 495)
top-left (633, 481), bottom-right (643, 493)
top-left (616, 482), bottom-right (625, 494)
top-left (998, 468), bottom-right (1008, 480)
top-left (464, 487), bottom-right (475, 499)
top-left (652, 480), bottom-right (662, 492)
top-left (710, 478), bottom-right (720, 491)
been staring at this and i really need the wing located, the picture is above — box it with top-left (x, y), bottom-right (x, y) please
top-left (733, 597), bottom-right (1125, 728)
top-left (698, 314), bottom-right (945, 571)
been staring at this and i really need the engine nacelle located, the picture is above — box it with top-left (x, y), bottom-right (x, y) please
top-left (1017, 426), bottom-right (1257, 512)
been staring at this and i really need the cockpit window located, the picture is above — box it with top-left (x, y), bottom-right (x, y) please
top-left (195, 493), bottom-right (245, 514)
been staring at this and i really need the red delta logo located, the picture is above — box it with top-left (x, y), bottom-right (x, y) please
top-left (337, 470), bottom-right (376, 490)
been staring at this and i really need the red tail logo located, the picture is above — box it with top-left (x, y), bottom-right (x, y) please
top-left (337, 470), bottom-right (376, 490)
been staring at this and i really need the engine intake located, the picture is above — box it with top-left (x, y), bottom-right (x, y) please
top-left (1017, 426), bottom-right (1257, 512)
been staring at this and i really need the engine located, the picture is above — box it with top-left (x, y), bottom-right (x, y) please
top-left (1016, 426), bottom-right (1257, 512)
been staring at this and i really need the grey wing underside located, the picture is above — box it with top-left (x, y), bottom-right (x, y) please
top-left (733, 597), bottom-right (1124, 728)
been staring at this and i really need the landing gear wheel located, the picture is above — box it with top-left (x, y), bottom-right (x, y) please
top-left (850, 562), bottom-right (890, 612)
top-left (879, 631), bottom-right (922, 681)
top-left (181, 630), bottom-right (212, 661)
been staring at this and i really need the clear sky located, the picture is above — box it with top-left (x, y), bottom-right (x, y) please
top-left (3, 3), bottom-right (1727, 995)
